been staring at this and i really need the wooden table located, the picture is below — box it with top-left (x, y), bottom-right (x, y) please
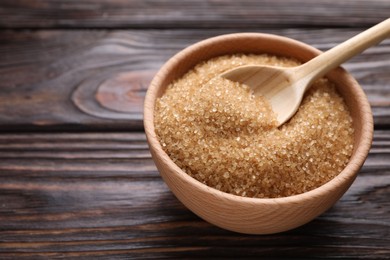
top-left (0, 1), bottom-right (389, 258)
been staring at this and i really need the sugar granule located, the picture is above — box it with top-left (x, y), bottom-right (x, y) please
top-left (154, 54), bottom-right (354, 198)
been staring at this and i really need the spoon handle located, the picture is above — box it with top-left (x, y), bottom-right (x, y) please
top-left (296, 18), bottom-right (390, 90)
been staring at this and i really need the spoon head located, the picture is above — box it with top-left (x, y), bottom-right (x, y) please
top-left (221, 65), bottom-right (305, 126)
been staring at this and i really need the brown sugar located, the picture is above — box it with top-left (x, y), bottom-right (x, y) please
top-left (154, 54), bottom-right (354, 198)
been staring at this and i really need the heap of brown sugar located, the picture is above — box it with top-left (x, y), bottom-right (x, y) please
top-left (154, 54), bottom-right (354, 198)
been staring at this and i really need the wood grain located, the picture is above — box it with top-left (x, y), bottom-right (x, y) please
top-left (0, 0), bottom-right (389, 257)
top-left (0, 29), bottom-right (389, 131)
top-left (0, 131), bottom-right (389, 258)
top-left (0, 0), bottom-right (389, 29)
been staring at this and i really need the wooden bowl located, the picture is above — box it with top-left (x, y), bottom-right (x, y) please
top-left (144, 33), bottom-right (373, 234)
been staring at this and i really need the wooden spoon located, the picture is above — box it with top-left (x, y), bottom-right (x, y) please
top-left (221, 18), bottom-right (390, 126)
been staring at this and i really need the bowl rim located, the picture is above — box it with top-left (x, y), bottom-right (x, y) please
top-left (144, 32), bottom-right (374, 205)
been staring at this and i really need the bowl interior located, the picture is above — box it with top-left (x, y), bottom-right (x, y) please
top-left (149, 33), bottom-right (372, 164)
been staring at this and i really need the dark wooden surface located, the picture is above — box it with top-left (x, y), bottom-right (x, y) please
top-left (0, 1), bottom-right (389, 258)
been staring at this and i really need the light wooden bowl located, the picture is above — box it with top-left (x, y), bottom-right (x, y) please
top-left (144, 33), bottom-right (373, 234)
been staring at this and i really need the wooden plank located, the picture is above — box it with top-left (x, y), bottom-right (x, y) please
top-left (0, 0), bottom-right (389, 29)
top-left (0, 29), bottom-right (389, 131)
top-left (0, 130), bottom-right (389, 258)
